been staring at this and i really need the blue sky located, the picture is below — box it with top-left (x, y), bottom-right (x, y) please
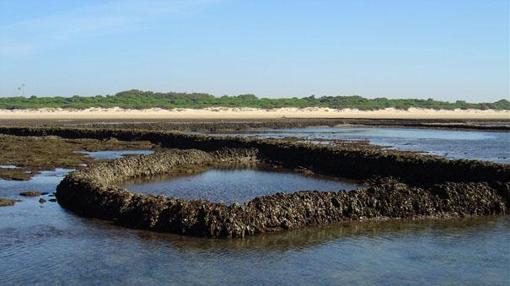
top-left (0, 0), bottom-right (508, 101)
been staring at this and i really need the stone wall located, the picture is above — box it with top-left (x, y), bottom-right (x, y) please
top-left (1, 126), bottom-right (509, 185)
top-left (55, 148), bottom-right (509, 238)
top-left (1, 126), bottom-right (508, 238)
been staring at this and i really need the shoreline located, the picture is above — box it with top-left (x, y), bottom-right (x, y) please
top-left (0, 107), bottom-right (509, 120)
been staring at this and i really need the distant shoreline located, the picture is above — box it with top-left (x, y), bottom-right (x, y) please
top-left (0, 107), bottom-right (509, 120)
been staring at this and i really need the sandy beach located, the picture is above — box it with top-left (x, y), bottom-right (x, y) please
top-left (0, 107), bottom-right (508, 120)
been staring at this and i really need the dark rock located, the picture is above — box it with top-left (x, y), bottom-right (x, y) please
top-left (39, 198), bottom-right (46, 204)
top-left (55, 148), bottom-right (509, 238)
top-left (1, 126), bottom-right (508, 185)
top-left (48, 199), bottom-right (57, 202)
top-left (0, 198), bottom-right (16, 207)
top-left (7, 126), bottom-right (506, 238)
top-left (19, 191), bottom-right (42, 197)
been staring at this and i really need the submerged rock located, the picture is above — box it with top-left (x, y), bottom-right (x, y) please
top-left (19, 191), bottom-right (42, 197)
top-left (0, 198), bottom-right (16, 207)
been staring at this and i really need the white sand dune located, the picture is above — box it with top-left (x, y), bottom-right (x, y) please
top-left (0, 107), bottom-right (508, 120)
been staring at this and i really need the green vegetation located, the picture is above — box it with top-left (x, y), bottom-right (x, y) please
top-left (0, 90), bottom-right (508, 110)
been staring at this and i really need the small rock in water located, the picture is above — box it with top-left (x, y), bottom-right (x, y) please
top-left (20, 191), bottom-right (42, 197)
top-left (41, 192), bottom-right (49, 196)
top-left (39, 198), bottom-right (46, 204)
top-left (0, 198), bottom-right (16, 207)
top-left (48, 199), bottom-right (57, 202)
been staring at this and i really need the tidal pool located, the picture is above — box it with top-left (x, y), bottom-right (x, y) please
top-left (0, 167), bottom-right (508, 285)
top-left (1, 128), bottom-right (509, 285)
top-left (212, 127), bottom-right (510, 163)
top-left (124, 168), bottom-right (360, 204)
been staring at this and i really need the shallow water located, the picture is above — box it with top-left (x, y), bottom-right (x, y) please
top-left (1, 128), bottom-right (510, 285)
top-left (213, 127), bottom-right (510, 163)
top-left (77, 150), bottom-right (154, 160)
top-left (125, 168), bottom-right (359, 204)
top-left (0, 165), bottom-right (18, 169)
top-left (0, 169), bottom-right (508, 285)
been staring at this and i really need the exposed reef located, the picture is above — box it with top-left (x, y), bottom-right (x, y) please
top-left (0, 126), bottom-right (508, 238)
top-left (0, 198), bottom-right (16, 207)
top-left (19, 191), bottom-right (43, 197)
top-left (1, 118), bottom-right (510, 131)
top-left (56, 147), bottom-right (509, 238)
top-left (1, 126), bottom-right (508, 184)
top-left (0, 133), bottom-right (153, 180)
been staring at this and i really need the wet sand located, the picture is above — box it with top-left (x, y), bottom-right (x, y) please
top-left (0, 107), bottom-right (508, 120)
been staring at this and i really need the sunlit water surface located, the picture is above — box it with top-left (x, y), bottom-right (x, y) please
top-left (212, 127), bottom-right (510, 163)
top-left (125, 168), bottom-right (359, 204)
top-left (1, 136), bottom-right (509, 285)
top-left (77, 150), bottom-right (154, 160)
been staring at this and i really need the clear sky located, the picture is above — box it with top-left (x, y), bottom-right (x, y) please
top-left (0, 0), bottom-right (508, 101)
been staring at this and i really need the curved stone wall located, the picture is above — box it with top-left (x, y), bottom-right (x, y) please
top-left (1, 126), bottom-right (509, 185)
top-left (56, 148), bottom-right (510, 238)
top-left (1, 126), bottom-right (508, 238)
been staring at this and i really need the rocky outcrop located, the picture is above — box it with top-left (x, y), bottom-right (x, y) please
top-left (2, 126), bottom-right (508, 237)
top-left (0, 198), bottom-right (16, 207)
top-left (56, 148), bottom-right (509, 238)
top-left (19, 191), bottom-right (42, 197)
top-left (2, 118), bottom-right (509, 131)
top-left (1, 126), bottom-right (509, 185)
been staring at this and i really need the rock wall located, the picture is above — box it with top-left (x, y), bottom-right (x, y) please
top-left (2, 118), bottom-right (509, 131)
top-left (1, 126), bottom-right (509, 185)
top-left (56, 148), bottom-right (510, 238)
top-left (2, 126), bottom-right (508, 238)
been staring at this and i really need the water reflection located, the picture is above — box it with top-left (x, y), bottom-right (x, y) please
top-left (124, 167), bottom-right (360, 204)
top-left (211, 127), bottom-right (510, 163)
top-left (131, 216), bottom-right (508, 252)
top-left (0, 168), bottom-right (72, 199)
top-left (0, 165), bottom-right (18, 169)
top-left (1, 133), bottom-right (509, 285)
top-left (76, 150), bottom-right (154, 160)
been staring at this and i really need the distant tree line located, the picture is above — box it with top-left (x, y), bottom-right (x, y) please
top-left (0, 89), bottom-right (508, 110)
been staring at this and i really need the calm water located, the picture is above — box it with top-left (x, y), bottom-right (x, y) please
top-left (125, 168), bottom-right (359, 204)
top-left (213, 127), bottom-right (510, 163)
top-left (1, 130), bottom-right (509, 285)
top-left (0, 165), bottom-right (18, 169)
top-left (77, 150), bottom-right (154, 160)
